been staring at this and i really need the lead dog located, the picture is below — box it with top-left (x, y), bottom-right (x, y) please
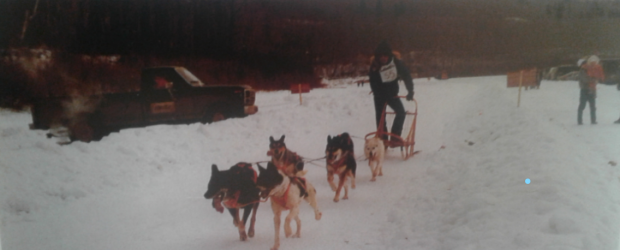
top-left (364, 136), bottom-right (385, 181)
top-left (268, 135), bottom-right (305, 177)
top-left (325, 133), bottom-right (356, 202)
top-left (257, 162), bottom-right (322, 250)
top-left (203, 162), bottom-right (260, 241)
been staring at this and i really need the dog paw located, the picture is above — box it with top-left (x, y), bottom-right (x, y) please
top-left (239, 232), bottom-right (247, 241)
top-left (271, 245), bottom-right (279, 250)
top-left (343, 196), bottom-right (348, 200)
top-left (248, 229), bottom-right (255, 238)
top-left (370, 178), bottom-right (376, 182)
top-left (215, 206), bottom-right (224, 213)
top-left (293, 233), bottom-right (300, 238)
top-left (333, 197), bottom-right (339, 202)
top-left (330, 186), bottom-right (337, 192)
top-left (315, 212), bottom-right (322, 220)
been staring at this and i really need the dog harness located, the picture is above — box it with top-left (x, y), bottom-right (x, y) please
top-left (222, 191), bottom-right (241, 209)
top-left (271, 183), bottom-right (292, 209)
top-left (328, 151), bottom-right (350, 173)
top-left (272, 153), bottom-right (302, 175)
top-left (221, 163), bottom-right (258, 209)
top-left (269, 176), bottom-right (307, 210)
top-left (269, 174), bottom-right (292, 209)
top-left (230, 162), bottom-right (257, 182)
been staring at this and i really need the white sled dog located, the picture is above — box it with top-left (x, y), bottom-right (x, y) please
top-left (364, 137), bottom-right (385, 181)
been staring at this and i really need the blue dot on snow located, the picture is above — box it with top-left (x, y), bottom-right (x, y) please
top-left (525, 179), bottom-right (531, 184)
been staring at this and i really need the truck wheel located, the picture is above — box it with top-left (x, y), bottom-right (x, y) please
top-left (204, 105), bottom-right (228, 123)
top-left (212, 112), bottom-right (225, 122)
top-left (70, 122), bottom-right (94, 142)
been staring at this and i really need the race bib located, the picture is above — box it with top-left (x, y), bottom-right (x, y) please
top-left (379, 59), bottom-right (398, 83)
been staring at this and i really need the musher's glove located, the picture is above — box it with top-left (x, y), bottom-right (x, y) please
top-left (406, 91), bottom-right (414, 101)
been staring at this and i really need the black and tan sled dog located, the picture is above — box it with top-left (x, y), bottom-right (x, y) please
top-left (268, 135), bottom-right (305, 177)
top-left (325, 133), bottom-right (357, 202)
top-left (204, 162), bottom-right (260, 241)
top-left (257, 162), bottom-right (322, 250)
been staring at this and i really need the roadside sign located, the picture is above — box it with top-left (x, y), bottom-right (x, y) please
top-left (507, 68), bottom-right (539, 107)
top-left (290, 84), bottom-right (310, 94)
top-left (507, 68), bottom-right (538, 88)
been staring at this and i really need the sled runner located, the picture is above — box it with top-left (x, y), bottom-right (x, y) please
top-left (365, 97), bottom-right (419, 160)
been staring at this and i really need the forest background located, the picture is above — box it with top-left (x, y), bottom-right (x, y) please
top-left (2, 0), bottom-right (620, 109)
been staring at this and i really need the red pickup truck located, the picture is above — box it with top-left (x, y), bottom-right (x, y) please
top-left (30, 67), bottom-right (258, 142)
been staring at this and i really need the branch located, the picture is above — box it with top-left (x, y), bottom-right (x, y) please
top-left (20, 0), bottom-right (40, 41)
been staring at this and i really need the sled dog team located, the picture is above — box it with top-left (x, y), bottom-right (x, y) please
top-left (204, 133), bottom-right (386, 250)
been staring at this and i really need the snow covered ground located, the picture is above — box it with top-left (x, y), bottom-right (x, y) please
top-left (1, 76), bottom-right (620, 250)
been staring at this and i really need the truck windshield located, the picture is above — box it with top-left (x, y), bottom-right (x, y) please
top-left (175, 68), bottom-right (205, 87)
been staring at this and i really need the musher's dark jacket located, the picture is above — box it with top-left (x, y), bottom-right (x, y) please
top-left (368, 57), bottom-right (414, 98)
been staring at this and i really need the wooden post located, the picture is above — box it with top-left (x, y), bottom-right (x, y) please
top-left (291, 83), bottom-right (309, 105)
top-left (20, 10), bottom-right (30, 40)
top-left (20, 0), bottom-right (40, 41)
top-left (517, 70), bottom-right (523, 107)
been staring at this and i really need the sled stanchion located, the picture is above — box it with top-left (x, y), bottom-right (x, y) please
top-left (299, 84), bottom-right (302, 105)
top-left (365, 97), bottom-right (418, 160)
top-left (402, 99), bottom-right (418, 159)
top-left (518, 70), bottom-right (523, 107)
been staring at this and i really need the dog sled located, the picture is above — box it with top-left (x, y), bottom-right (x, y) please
top-left (365, 97), bottom-right (419, 160)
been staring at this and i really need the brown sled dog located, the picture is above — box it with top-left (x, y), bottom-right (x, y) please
top-left (257, 162), bottom-right (322, 250)
top-left (268, 135), bottom-right (305, 177)
top-left (325, 133), bottom-right (357, 202)
top-left (204, 162), bottom-right (260, 241)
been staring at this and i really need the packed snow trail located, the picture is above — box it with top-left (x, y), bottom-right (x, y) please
top-left (1, 77), bottom-right (620, 250)
top-left (383, 77), bottom-right (620, 250)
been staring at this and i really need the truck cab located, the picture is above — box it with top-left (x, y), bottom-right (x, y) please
top-left (31, 66), bottom-right (258, 142)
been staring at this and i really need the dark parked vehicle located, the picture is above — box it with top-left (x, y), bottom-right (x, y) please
top-left (30, 66), bottom-right (258, 142)
top-left (600, 58), bottom-right (620, 85)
